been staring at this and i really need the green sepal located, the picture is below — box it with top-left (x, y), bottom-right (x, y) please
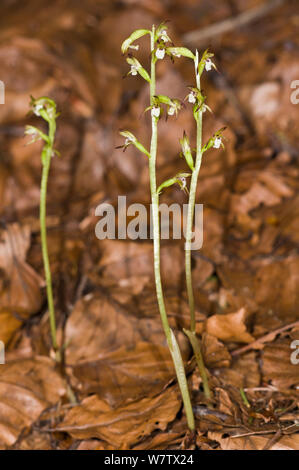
top-left (179, 132), bottom-right (194, 171)
top-left (121, 29), bottom-right (151, 54)
top-left (166, 47), bottom-right (195, 60)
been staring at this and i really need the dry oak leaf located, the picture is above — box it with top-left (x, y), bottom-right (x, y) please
top-left (262, 338), bottom-right (299, 390)
top-left (0, 223), bottom-right (44, 318)
top-left (220, 352), bottom-right (260, 389)
top-left (71, 341), bottom-right (179, 407)
top-left (64, 294), bottom-right (169, 365)
top-left (201, 332), bottom-right (231, 369)
top-left (0, 357), bottom-right (66, 449)
top-left (0, 311), bottom-right (22, 345)
top-left (98, 240), bottom-right (183, 289)
top-left (204, 308), bottom-right (254, 344)
top-left (58, 387), bottom-right (181, 449)
top-left (208, 431), bottom-right (299, 451)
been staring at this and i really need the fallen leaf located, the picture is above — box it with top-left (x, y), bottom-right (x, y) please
top-left (65, 293), bottom-right (169, 365)
top-left (204, 308), bottom-right (254, 344)
top-left (262, 338), bottom-right (299, 390)
top-left (71, 342), bottom-right (178, 406)
top-left (220, 352), bottom-right (260, 389)
top-left (0, 223), bottom-right (43, 319)
top-left (0, 357), bottom-right (66, 449)
top-left (209, 430), bottom-right (299, 450)
top-left (58, 387), bottom-right (181, 448)
top-left (201, 332), bottom-right (231, 369)
top-left (0, 311), bottom-right (22, 345)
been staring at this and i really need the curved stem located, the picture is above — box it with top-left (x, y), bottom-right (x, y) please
top-left (149, 26), bottom-right (195, 430)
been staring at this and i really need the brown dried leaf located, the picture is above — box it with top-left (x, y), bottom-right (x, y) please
top-left (204, 308), bottom-right (254, 344)
top-left (71, 342), bottom-right (177, 406)
top-left (0, 311), bottom-right (22, 345)
top-left (201, 332), bottom-right (231, 369)
top-left (209, 430), bottom-right (299, 450)
top-left (58, 387), bottom-right (181, 449)
top-left (0, 357), bottom-right (66, 449)
top-left (98, 240), bottom-right (183, 289)
top-left (220, 352), bottom-right (260, 389)
top-left (0, 224), bottom-right (43, 320)
top-left (262, 338), bottom-right (299, 390)
top-left (65, 293), bottom-right (168, 365)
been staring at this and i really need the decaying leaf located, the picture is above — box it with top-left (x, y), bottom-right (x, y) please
top-left (203, 308), bottom-right (254, 344)
top-left (262, 337), bottom-right (299, 390)
top-left (0, 357), bottom-right (66, 449)
top-left (201, 332), bottom-right (231, 369)
top-left (65, 293), bottom-right (173, 365)
top-left (209, 430), bottom-right (299, 451)
top-left (72, 342), bottom-right (178, 406)
top-left (220, 352), bottom-right (260, 389)
top-left (0, 223), bottom-right (43, 320)
top-left (58, 387), bottom-right (181, 448)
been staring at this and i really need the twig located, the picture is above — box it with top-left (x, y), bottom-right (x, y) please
top-left (232, 320), bottom-right (299, 357)
top-left (183, 0), bottom-right (285, 45)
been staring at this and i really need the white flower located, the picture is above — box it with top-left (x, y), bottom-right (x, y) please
top-left (213, 136), bottom-right (222, 149)
top-left (172, 51), bottom-right (181, 58)
top-left (160, 30), bottom-right (169, 42)
top-left (156, 48), bottom-right (165, 60)
top-left (125, 138), bottom-right (131, 146)
top-left (33, 104), bottom-right (43, 116)
top-left (168, 106), bottom-right (175, 116)
top-left (130, 65), bottom-right (138, 76)
top-left (151, 106), bottom-right (160, 118)
top-left (188, 92), bottom-right (196, 104)
top-left (180, 176), bottom-right (186, 190)
top-left (205, 58), bottom-right (214, 71)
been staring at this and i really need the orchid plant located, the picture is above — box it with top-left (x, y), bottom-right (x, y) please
top-left (120, 23), bottom-right (225, 428)
top-left (25, 96), bottom-right (61, 362)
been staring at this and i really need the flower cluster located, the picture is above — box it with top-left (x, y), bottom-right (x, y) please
top-left (119, 24), bottom-right (226, 197)
top-left (25, 97), bottom-right (60, 162)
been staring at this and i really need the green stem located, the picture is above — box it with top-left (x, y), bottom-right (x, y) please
top-left (240, 388), bottom-right (251, 408)
top-left (149, 26), bottom-right (194, 430)
top-left (185, 57), bottom-right (210, 399)
top-left (40, 120), bottom-right (60, 361)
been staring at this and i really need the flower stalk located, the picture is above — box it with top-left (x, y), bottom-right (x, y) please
top-left (25, 96), bottom-right (61, 362)
top-left (184, 52), bottom-right (211, 400)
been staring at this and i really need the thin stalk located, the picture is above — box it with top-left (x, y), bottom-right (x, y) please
top-left (185, 57), bottom-right (211, 399)
top-left (40, 119), bottom-right (60, 362)
top-left (149, 26), bottom-right (195, 430)
top-left (240, 388), bottom-right (251, 408)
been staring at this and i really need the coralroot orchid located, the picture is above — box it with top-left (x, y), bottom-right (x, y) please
top-left (119, 23), bottom-right (226, 427)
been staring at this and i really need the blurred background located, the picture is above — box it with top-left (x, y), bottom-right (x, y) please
top-left (0, 0), bottom-right (298, 450)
